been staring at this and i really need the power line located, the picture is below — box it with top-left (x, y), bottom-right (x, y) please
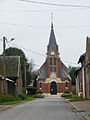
top-left (0, 21), bottom-right (90, 29)
top-left (20, 0), bottom-right (90, 8)
top-left (0, 7), bottom-right (89, 13)
top-left (9, 42), bottom-right (46, 57)
top-left (8, 41), bottom-right (79, 66)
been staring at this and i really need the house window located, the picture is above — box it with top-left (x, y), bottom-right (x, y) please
top-left (40, 82), bottom-right (42, 89)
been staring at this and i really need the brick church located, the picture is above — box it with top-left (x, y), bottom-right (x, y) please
top-left (37, 22), bottom-right (72, 96)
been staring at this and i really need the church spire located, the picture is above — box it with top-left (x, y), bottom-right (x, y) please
top-left (47, 13), bottom-right (58, 53)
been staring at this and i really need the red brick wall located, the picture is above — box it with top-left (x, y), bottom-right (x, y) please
top-left (37, 79), bottom-right (72, 93)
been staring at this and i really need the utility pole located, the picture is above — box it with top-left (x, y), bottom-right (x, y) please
top-left (2, 36), bottom-right (15, 94)
top-left (3, 36), bottom-right (7, 94)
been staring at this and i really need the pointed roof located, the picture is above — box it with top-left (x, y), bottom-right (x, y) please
top-left (47, 23), bottom-right (58, 52)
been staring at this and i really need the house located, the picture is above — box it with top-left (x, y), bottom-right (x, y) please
top-left (37, 23), bottom-right (72, 96)
top-left (0, 56), bottom-right (22, 96)
top-left (75, 37), bottom-right (90, 99)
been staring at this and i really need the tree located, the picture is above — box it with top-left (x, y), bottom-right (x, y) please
top-left (68, 66), bottom-right (77, 85)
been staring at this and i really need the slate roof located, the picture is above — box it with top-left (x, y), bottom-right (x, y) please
top-left (39, 67), bottom-right (46, 79)
top-left (78, 53), bottom-right (86, 63)
top-left (0, 56), bottom-right (20, 80)
top-left (60, 61), bottom-right (71, 79)
top-left (47, 23), bottom-right (58, 52)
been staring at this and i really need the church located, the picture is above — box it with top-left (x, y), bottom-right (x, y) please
top-left (37, 22), bottom-right (72, 96)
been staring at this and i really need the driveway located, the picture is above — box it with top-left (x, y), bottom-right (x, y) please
top-left (0, 98), bottom-right (81, 120)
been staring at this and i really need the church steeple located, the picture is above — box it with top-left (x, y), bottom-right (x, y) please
top-left (47, 13), bottom-right (58, 53)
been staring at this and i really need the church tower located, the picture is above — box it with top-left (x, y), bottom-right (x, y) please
top-left (37, 19), bottom-right (72, 96)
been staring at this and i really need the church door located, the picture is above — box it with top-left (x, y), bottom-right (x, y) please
top-left (50, 82), bottom-right (57, 95)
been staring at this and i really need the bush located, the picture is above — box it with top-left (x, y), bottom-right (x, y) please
top-left (36, 90), bottom-right (42, 94)
top-left (61, 93), bottom-right (72, 98)
top-left (27, 87), bottom-right (36, 95)
top-left (33, 94), bottom-right (44, 98)
top-left (64, 90), bottom-right (70, 94)
top-left (0, 94), bottom-right (21, 102)
top-left (19, 94), bottom-right (27, 100)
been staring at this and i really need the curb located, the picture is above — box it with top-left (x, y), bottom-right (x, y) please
top-left (0, 106), bottom-right (13, 111)
top-left (65, 99), bottom-right (87, 120)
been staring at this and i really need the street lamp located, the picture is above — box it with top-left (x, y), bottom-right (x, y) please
top-left (3, 36), bottom-right (15, 94)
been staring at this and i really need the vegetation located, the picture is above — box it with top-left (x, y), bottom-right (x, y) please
top-left (0, 94), bottom-right (33, 105)
top-left (88, 114), bottom-right (90, 118)
top-left (61, 92), bottom-right (88, 102)
top-left (33, 94), bottom-right (44, 98)
top-left (68, 66), bottom-right (77, 85)
top-left (27, 87), bottom-right (37, 95)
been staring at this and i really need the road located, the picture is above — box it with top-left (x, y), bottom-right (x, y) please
top-left (0, 98), bottom-right (81, 120)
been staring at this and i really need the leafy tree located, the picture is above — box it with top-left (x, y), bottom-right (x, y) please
top-left (68, 66), bottom-right (77, 85)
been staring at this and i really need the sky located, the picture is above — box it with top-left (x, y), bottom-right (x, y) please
top-left (0, 0), bottom-right (90, 69)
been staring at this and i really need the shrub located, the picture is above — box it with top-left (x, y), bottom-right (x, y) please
top-left (0, 94), bottom-right (18, 102)
top-left (61, 93), bottom-right (72, 98)
top-left (64, 90), bottom-right (70, 94)
top-left (27, 87), bottom-right (36, 95)
top-left (33, 94), bottom-right (44, 98)
top-left (36, 90), bottom-right (42, 94)
top-left (19, 94), bottom-right (27, 100)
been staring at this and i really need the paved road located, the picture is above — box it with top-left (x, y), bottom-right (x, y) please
top-left (0, 98), bottom-right (81, 120)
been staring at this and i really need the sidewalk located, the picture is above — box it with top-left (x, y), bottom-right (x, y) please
top-left (71, 100), bottom-right (90, 120)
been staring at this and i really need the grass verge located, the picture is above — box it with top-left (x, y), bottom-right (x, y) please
top-left (0, 94), bottom-right (34, 105)
top-left (88, 114), bottom-right (90, 118)
top-left (61, 92), bottom-right (88, 102)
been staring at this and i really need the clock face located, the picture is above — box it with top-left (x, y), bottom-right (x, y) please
top-left (51, 51), bottom-right (54, 56)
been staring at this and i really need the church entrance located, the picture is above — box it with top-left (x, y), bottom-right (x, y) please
top-left (50, 81), bottom-right (57, 95)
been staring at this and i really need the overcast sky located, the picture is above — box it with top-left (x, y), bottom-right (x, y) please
top-left (0, 0), bottom-right (90, 69)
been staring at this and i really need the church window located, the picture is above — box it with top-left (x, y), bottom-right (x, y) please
top-left (50, 66), bottom-right (52, 72)
top-left (54, 66), bottom-right (56, 72)
top-left (50, 57), bottom-right (52, 65)
top-left (54, 57), bottom-right (56, 65)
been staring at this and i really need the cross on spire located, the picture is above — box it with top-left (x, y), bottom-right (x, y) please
top-left (51, 12), bottom-right (53, 29)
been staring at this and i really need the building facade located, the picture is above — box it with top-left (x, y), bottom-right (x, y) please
top-left (0, 56), bottom-right (22, 96)
top-left (37, 23), bottom-right (72, 96)
top-left (75, 37), bottom-right (90, 99)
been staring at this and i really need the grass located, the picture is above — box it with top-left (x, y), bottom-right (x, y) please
top-left (61, 92), bottom-right (88, 102)
top-left (0, 94), bottom-right (34, 105)
top-left (88, 114), bottom-right (90, 118)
